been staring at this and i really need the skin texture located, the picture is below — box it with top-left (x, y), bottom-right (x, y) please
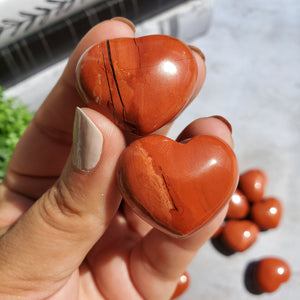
top-left (0, 19), bottom-right (234, 299)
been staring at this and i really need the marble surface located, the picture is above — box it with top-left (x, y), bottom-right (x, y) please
top-left (4, 0), bottom-right (300, 299)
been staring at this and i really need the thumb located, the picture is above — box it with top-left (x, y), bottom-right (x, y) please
top-left (0, 108), bottom-right (125, 293)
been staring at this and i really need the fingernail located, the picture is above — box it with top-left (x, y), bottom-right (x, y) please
top-left (211, 115), bottom-right (232, 133)
top-left (72, 107), bottom-right (103, 171)
top-left (111, 17), bottom-right (136, 33)
top-left (188, 45), bottom-right (205, 61)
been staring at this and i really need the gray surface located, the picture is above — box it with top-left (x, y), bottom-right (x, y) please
top-left (4, 0), bottom-right (300, 299)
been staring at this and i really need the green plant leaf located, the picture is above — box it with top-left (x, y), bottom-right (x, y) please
top-left (0, 86), bottom-right (33, 181)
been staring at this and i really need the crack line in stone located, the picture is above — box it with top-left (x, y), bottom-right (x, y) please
top-left (106, 40), bottom-right (126, 124)
top-left (101, 47), bottom-right (116, 121)
top-left (160, 169), bottom-right (178, 212)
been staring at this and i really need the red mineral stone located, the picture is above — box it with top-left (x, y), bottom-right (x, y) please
top-left (250, 197), bottom-right (282, 230)
top-left (171, 271), bottom-right (190, 299)
top-left (221, 220), bottom-right (259, 252)
top-left (226, 189), bottom-right (250, 219)
top-left (239, 169), bottom-right (267, 203)
top-left (76, 35), bottom-right (198, 135)
top-left (117, 135), bottom-right (239, 237)
top-left (255, 257), bottom-right (291, 293)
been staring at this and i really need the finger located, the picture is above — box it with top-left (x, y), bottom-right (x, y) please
top-left (5, 19), bottom-right (135, 199)
top-left (177, 115), bottom-right (234, 148)
top-left (0, 108), bottom-right (125, 296)
top-left (0, 184), bottom-right (33, 228)
top-left (188, 45), bottom-right (206, 102)
top-left (122, 201), bottom-right (153, 236)
top-left (129, 116), bottom-right (234, 299)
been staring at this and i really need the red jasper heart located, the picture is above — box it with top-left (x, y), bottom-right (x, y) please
top-left (255, 257), bottom-right (291, 293)
top-left (117, 135), bottom-right (239, 237)
top-left (171, 271), bottom-right (190, 299)
top-left (226, 189), bottom-right (250, 219)
top-left (238, 169), bottom-right (267, 203)
top-left (221, 220), bottom-right (259, 252)
top-left (76, 35), bottom-right (198, 135)
top-left (250, 197), bottom-right (282, 230)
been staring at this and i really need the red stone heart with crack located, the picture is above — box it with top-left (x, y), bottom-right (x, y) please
top-left (76, 35), bottom-right (198, 135)
top-left (117, 135), bottom-right (239, 237)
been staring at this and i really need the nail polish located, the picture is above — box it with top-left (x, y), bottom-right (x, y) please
top-left (211, 115), bottom-right (232, 133)
top-left (188, 45), bottom-right (205, 61)
top-left (72, 107), bottom-right (103, 171)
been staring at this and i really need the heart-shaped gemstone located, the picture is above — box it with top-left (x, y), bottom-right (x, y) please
top-left (255, 257), bottom-right (291, 293)
top-left (250, 197), bottom-right (282, 230)
top-left (238, 169), bottom-right (267, 203)
top-left (117, 135), bottom-right (239, 237)
top-left (171, 271), bottom-right (190, 299)
top-left (221, 220), bottom-right (259, 252)
top-left (76, 35), bottom-right (198, 135)
top-left (226, 188), bottom-right (250, 219)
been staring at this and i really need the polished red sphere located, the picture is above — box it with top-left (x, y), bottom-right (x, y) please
top-left (227, 189), bottom-right (250, 219)
top-left (76, 35), bottom-right (198, 135)
top-left (255, 257), bottom-right (291, 293)
top-left (117, 135), bottom-right (239, 237)
top-left (239, 169), bottom-right (267, 203)
top-left (171, 271), bottom-right (190, 299)
top-left (221, 220), bottom-right (259, 252)
top-left (250, 197), bottom-right (282, 230)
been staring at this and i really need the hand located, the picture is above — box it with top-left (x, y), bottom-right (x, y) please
top-left (0, 18), bottom-right (234, 299)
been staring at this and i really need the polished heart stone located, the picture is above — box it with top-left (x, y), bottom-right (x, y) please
top-left (117, 135), bottom-right (239, 237)
top-left (250, 197), bottom-right (282, 230)
top-left (221, 220), bottom-right (259, 252)
top-left (226, 188), bottom-right (250, 219)
top-left (76, 35), bottom-right (198, 135)
top-left (238, 169), bottom-right (267, 203)
top-left (255, 257), bottom-right (291, 293)
top-left (171, 271), bottom-right (190, 299)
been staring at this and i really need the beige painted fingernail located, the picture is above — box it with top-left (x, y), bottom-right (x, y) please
top-left (111, 17), bottom-right (136, 33)
top-left (72, 107), bottom-right (103, 171)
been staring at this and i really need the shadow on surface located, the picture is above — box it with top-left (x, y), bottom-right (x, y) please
top-left (244, 261), bottom-right (264, 295)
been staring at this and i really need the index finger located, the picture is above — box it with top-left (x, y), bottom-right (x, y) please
top-left (5, 19), bottom-right (136, 197)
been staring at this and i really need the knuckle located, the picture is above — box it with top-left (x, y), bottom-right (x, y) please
top-left (37, 180), bottom-right (90, 235)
